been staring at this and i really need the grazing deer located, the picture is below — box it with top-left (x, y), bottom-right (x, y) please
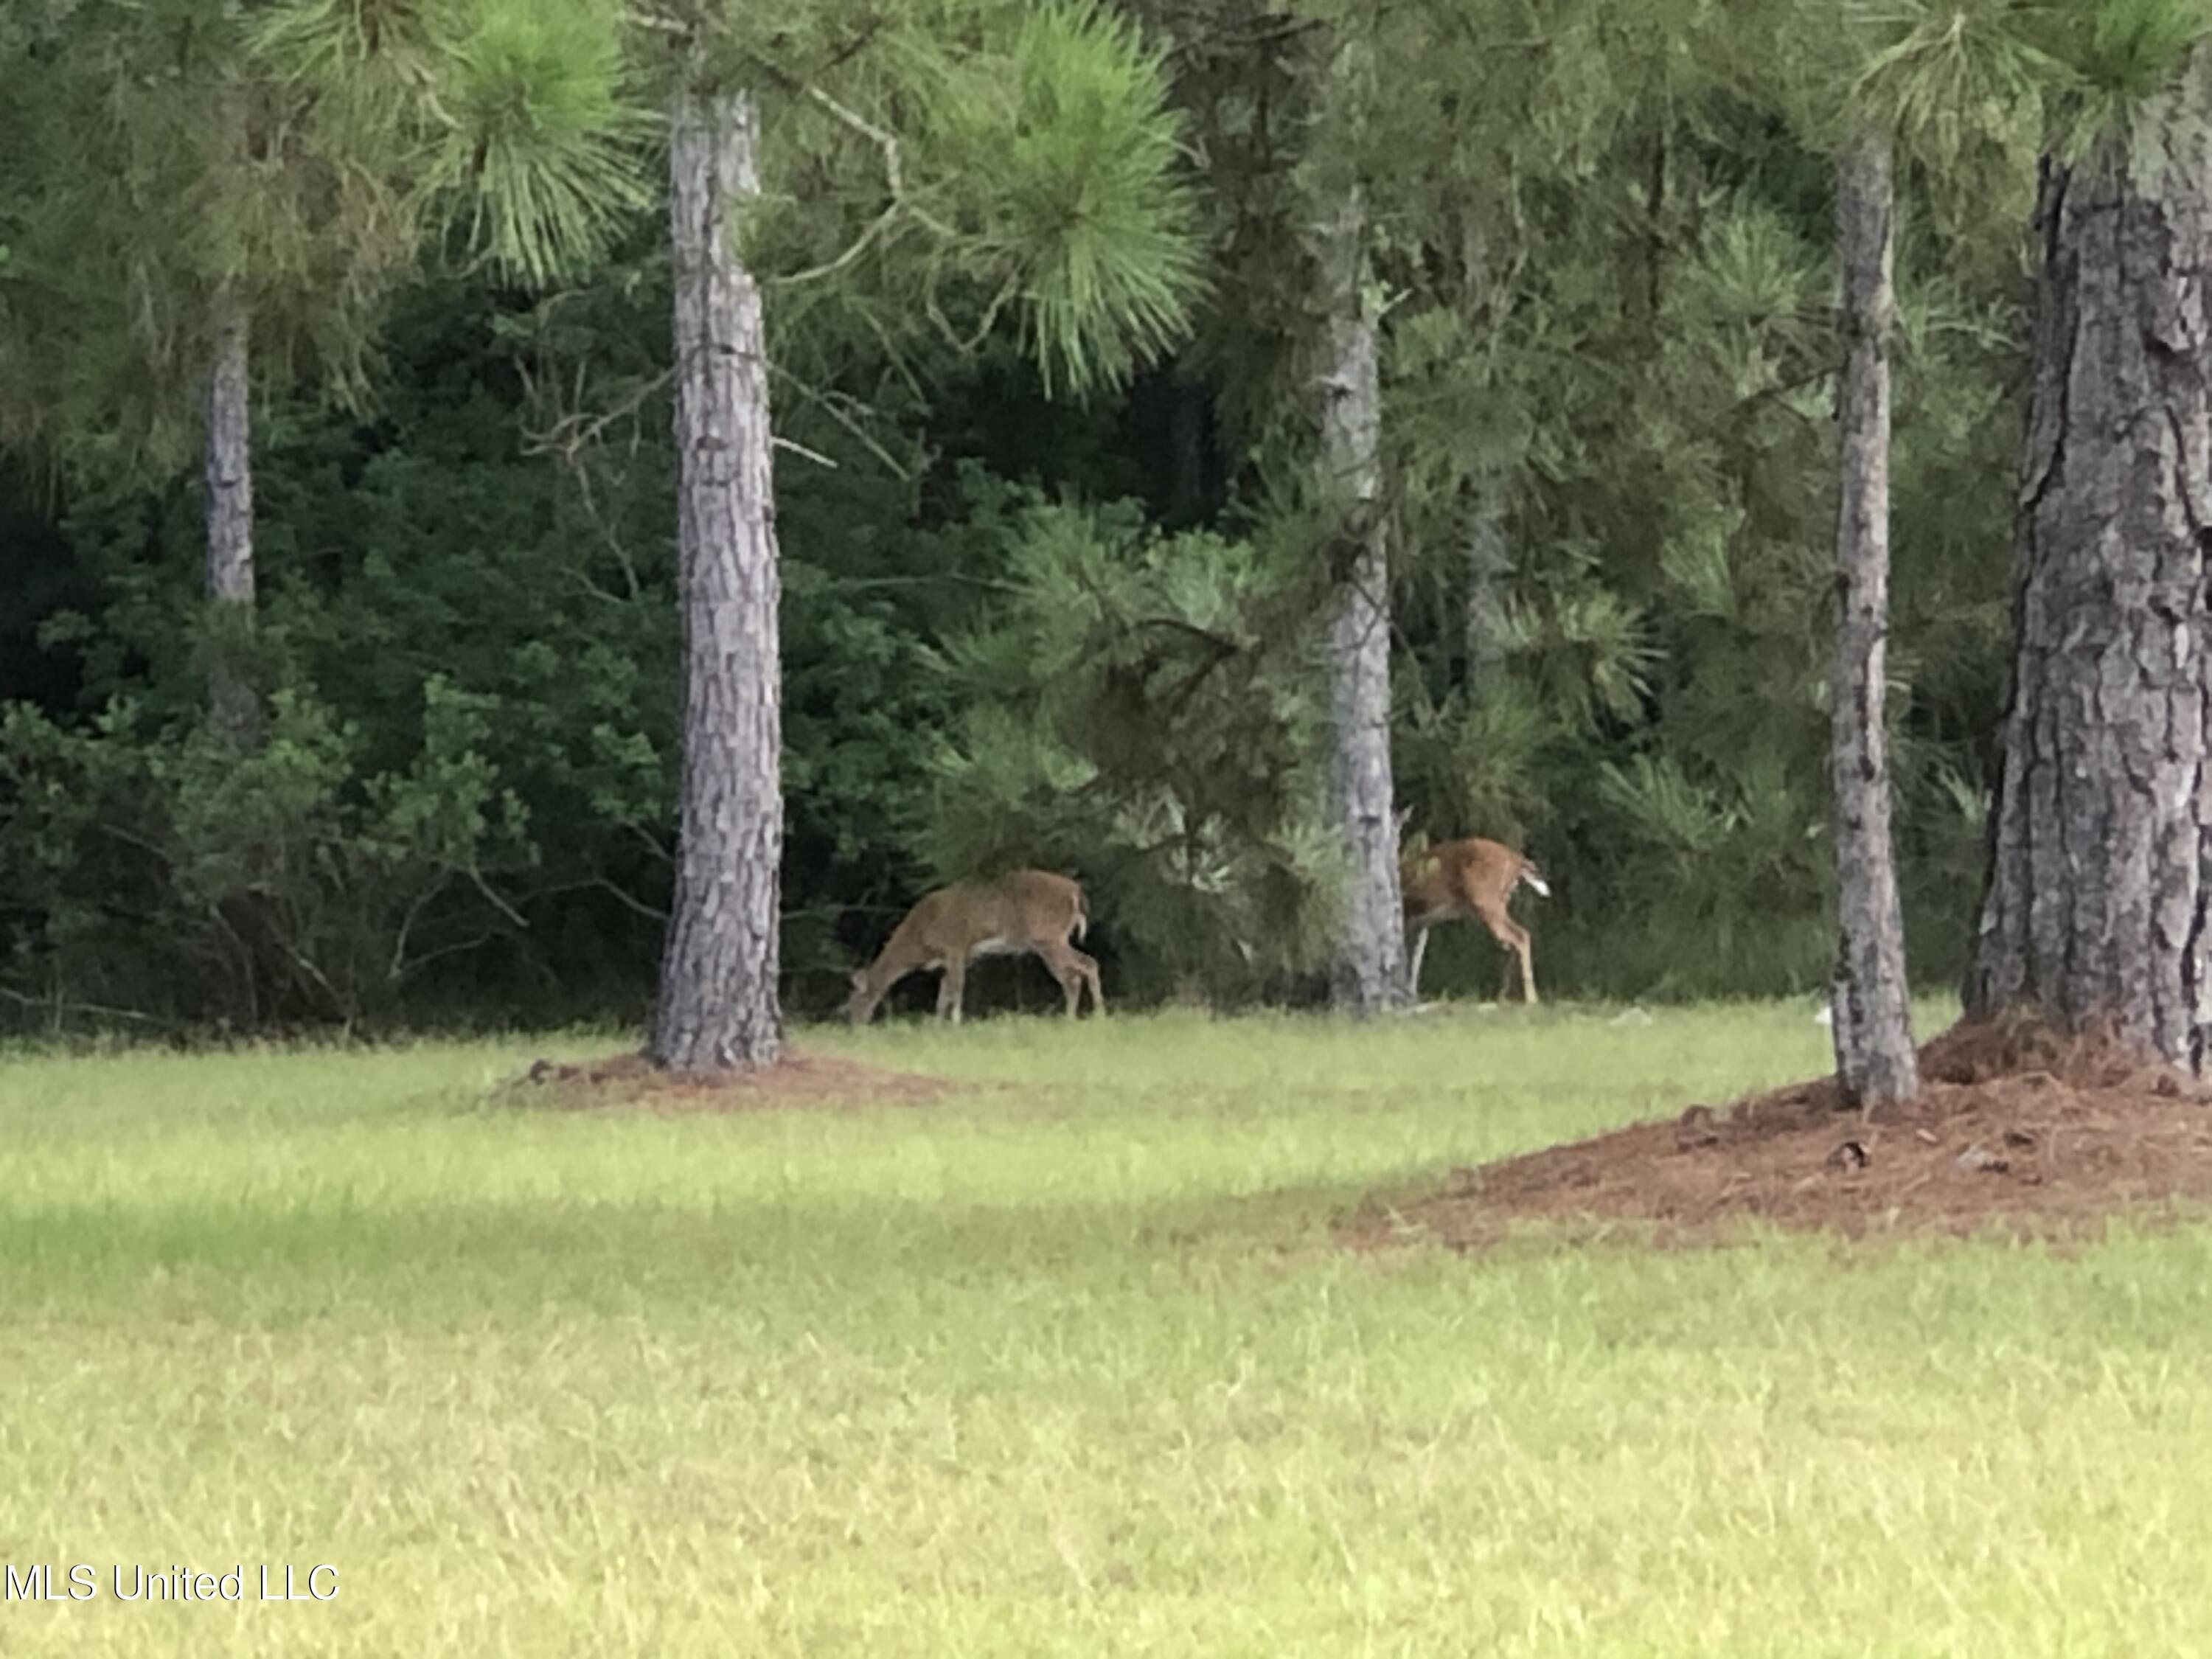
top-left (1400, 836), bottom-right (1551, 1003)
top-left (846, 871), bottom-right (1105, 1026)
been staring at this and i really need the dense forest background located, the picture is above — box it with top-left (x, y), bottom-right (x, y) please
top-left (0, 1), bottom-right (2036, 1035)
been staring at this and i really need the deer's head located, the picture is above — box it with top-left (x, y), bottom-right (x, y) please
top-left (845, 968), bottom-right (880, 1026)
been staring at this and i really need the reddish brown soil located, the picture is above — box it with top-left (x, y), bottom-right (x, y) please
top-left (1346, 1015), bottom-right (2212, 1249)
top-left (499, 1049), bottom-right (970, 1114)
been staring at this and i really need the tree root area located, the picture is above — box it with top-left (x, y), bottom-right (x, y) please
top-left (1346, 1015), bottom-right (2212, 1250)
top-left (498, 1050), bottom-right (968, 1114)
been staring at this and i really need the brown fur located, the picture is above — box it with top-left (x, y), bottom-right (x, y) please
top-left (1400, 837), bottom-right (1550, 1003)
top-left (846, 871), bottom-right (1105, 1026)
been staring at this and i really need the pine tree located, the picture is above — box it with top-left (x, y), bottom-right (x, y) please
top-left (1827, 127), bottom-right (1918, 1106)
top-left (633, 4), bottom-right (1200, 1070)
top-left (1310, 35), bottom-right (1406, 1014)
top-left (1967, 13), bottom-right (2212, 1065)
top-left (1, 0), bottom-right (641, 742)
top-left (1775, 0), bottom-right (2061, 1097)
top-left (648, 74), bottom-right (786, 1072)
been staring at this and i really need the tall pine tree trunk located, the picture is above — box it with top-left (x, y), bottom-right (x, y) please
top-left (1965, 94), bottom-right (2212, 1070)
top-left (202, 283), bottom-right (260, 745)
top-left (1318, 184), bottom-right (1408, 1013)
top-left (650, 86), bottom-right (785, 1074)
top-left (1828, 133), bottom-right (1918, 1107)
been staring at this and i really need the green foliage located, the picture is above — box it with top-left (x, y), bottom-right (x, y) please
top-left (0, 678), bottom-right (533, 1031)
top-left (1, 0), bottom-right (2051, 1029)
top-left (937, 1), bottom-right (1206, 394)
top-left (1838, 0), bottom-right (2206, 183)
top-left (0, 0), bottom-right (652, 488)
top-left (2051, 0), bottom-right (2210, 100)
top-left (927, 498), bottom-right (1340, 1001)
top-left (1393, 681), bottom-right (1552, 852)
top-left (421, 0), bottom-right (653, 286)
top-left (741, 0), bottom-right (1204, 400)
top-left (1847, 0), bottom-right (2056, 163)
top-left (1351, 24), bottom-right (2023, 1003)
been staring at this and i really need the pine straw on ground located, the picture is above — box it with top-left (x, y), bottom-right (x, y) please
top-left (1346, 1015), bottom-right (2212, 1250)
top-left (496, 1050), bottom-right (969, 1114)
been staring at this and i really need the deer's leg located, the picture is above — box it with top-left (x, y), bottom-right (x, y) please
top-left (1406, 925), bottom-right (1431, 998)
top-left (1477, 902), bottom-right (1536, 1006)
top-left (1040, 943), bottom-right (1102, 1017)
top-left (1046, 947), bottom-right (1081, 1017)
top-left (936, 956), bottom-right (967, 1023)
top-left (1070, 947), bottom-right (1105, 1017)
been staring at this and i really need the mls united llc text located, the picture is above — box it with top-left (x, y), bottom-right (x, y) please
top-left (5, 1563), bottom-right (338, 1602)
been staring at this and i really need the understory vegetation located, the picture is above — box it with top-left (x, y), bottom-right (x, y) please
top-left (0, 1), bottom-right (2030, 1036)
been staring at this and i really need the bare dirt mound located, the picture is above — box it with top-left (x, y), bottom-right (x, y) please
top-left (497, 1049), bottom-right (970, 1114)
top-left (1347, 1015), bottom-right (2212, 1249)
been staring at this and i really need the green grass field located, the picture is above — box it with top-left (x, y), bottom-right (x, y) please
top-left (4, 1001), bottom-right (2211, 1656)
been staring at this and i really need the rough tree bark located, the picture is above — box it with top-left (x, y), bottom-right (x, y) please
top-left (1318, 183), bottom-right (1408, 1014)
top-left (202, 284), bottom-right (260, 745)
top-left (650, 86), bottom-right (785, 1074)
top-left (1828, 133), bottom-right (1919, 1107)
top-left (1965, 84), bottom-right (2212, 1071)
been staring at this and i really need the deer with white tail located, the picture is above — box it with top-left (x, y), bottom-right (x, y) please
top-left (1400, 836), bottom-right (1551, 1004)
top-left (846, 871), bottom-right (1105, 1026)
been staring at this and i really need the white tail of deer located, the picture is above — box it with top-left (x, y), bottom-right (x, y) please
top-left (846, 871), bottom-right (1105, 1026)
top-left (1400, 835), bottom-right (1551, 1003)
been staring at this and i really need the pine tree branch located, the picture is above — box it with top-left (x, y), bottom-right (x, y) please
top-left (0, 986), bottom-right (175, 1029)
top-left (796, 86), bottom-right (956, 239)
top-left (773, 434), bottom-right (837, 468)
top-left (768, 367), bottom-right (914, 479)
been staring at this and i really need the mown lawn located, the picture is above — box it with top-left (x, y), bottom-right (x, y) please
top-left (3, 1000), bottom-right (2210, 1656)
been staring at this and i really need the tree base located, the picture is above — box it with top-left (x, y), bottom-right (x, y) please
top-left (501, 1049), bottom-right (964, 1113)
top-left (1343, 1014), bottom-right (2211, 1249)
